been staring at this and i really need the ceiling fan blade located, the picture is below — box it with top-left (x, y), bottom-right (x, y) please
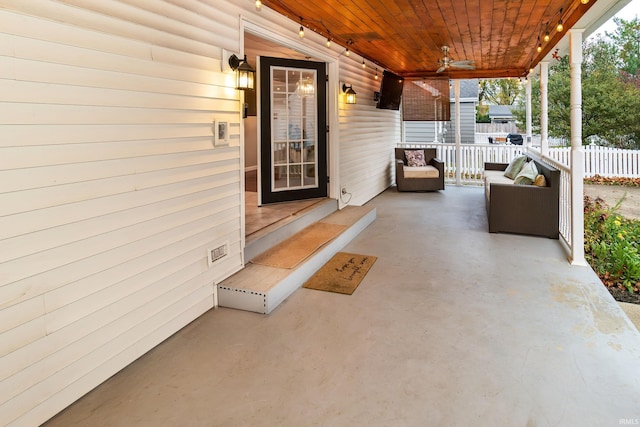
top-left (450, 60), bottom-right (474, 66)
top-left (451, 63), bottom-right (476, 70)
top-left (436, 65), bottom-right (446, 73)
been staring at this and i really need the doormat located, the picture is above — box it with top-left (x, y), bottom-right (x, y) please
top-left (303, 252), bottom-right (377, 295)
top-left (250, 222), bottom-right (346, 269)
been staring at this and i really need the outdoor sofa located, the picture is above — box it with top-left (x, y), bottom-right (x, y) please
top-left (484, 156), bottom-right (560, 238)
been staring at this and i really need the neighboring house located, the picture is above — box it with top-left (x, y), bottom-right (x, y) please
top-left (404, 79), bottom-right (479, 144)
top-left (0, 2), bottom-right (399, 425)
top-left (485, 104), bottom-right (520, 134)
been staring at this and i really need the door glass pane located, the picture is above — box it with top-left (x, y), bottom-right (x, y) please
top-left (274, 165), bottom-right (287, 189)
top-left (270, 66), bottom-right (317, 192)
top-left (288, 165), bottom-right (301, 187)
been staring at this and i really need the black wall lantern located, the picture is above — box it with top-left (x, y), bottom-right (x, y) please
top-left (342, 83), bottom-right (357, 104)
top-left (228, 54), bottom-right (255, 90)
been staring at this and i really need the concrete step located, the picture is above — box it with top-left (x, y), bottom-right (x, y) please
top-left (219, 205), bottom-right (376, 314)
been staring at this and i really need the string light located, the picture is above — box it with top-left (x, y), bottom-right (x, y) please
top-left (374, 68), bottom-right (378, 80)
top-left (345, 47), bottom-right (350, 57)
top-left (255, 0), bottom-right (262, 10)
top-left (299, 25), bottom-right (305, 38)
top-left (326, 38), bottom-right (331, 47)
top-left (537, 44), bottom-right (542, 53)
top-left (556, 8), bottom-right (564, 32)
top-left (362, 59), bottom-right (366, 68)
top-left (543, 31), bottom-right (550, 42)
top-left (581, 0), bottom-right (589, 4)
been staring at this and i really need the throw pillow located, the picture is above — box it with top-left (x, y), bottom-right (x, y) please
top-left (533, 174), bottom-right (547, 187)
top-left (404, 150), bottom-right (427, 167)
top-left (514, 161), bottom-right (539, 185)
top-left (503, 155), bottom-right (528, 179)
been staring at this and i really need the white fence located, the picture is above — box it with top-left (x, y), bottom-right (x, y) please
top-left (547, 145), bottom-right (640, 178)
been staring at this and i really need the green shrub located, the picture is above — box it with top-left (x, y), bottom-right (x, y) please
top-left (584, 195), bottom-right (640, 294)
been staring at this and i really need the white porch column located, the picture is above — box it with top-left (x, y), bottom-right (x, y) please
top-left (540, 61), bottom-right (549, 155)
top-left (433, 97), bottom-right (442, 143)
top-left (525, 77), bottom-right (532, 147)
top-left (569, 30), bottom-right (587, 266)
top-left (454, 80), bottom-right (462, 186)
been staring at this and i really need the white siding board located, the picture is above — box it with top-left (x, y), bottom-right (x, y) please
top-left (0, 190), bottom-right (240, 291)
top-left (0, 148), bottom-right (237, 193)
top-left (1, 124), bottom-right (214, 147)
top-left (1, 80), bottom-right (234, 111)
top-left (0, 317), bottom-right (47, 358)
top-left (0, 102), bottom-right (238, 125)
top-left (0, 297), bottom-right (45, 335)
top-left (0, 160), bottom-right (236, 217)
top-left (2, 137), bottom-right (219, 170)
top-left (0, 185), bottom-right (239, 265)
top-left (1, 1), bottom-right (235, 59)
top-left (0, 57), bottom-right (226, 100)
top-left (0, 37), bottom-right (229, 95)
top-left (0, 164), bottom-right (239, 240)
top-left (0, 15), bottom-right (228, 77)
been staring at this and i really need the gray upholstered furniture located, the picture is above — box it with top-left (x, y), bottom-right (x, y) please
top-left (395, 148), bottom-right (445, 192)
top-left (484, 158), bottom-right (560, 238)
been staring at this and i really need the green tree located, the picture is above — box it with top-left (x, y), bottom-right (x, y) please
top-left (607, 17), bottom-right (640, 77)
top-left (479, 79), bottom-right (523, 105)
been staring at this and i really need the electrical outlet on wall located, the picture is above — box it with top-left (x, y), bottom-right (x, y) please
top-left (341, 186), bottom-right (348, 195)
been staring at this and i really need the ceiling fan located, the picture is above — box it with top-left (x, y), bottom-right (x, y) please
top-left (436, 45), bottom-right (475, 73)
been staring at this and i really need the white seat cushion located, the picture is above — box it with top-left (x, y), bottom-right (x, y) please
top-left (484, 170), bottom-right (514, 197)
top-left (484, 170), bottom-right (514, 185)
top-left (403, 165), bottom-right (439, 179)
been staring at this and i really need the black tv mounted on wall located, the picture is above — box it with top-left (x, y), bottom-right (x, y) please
top-left (376, 70), bottom-right (404, 110)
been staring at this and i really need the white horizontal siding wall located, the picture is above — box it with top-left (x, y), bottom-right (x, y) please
top-left (0, 1), bottom-right (250, 425)
top-left (338, 60), bottom-right (400, 206)
top-left (404, 121), bottom-right (438, 143)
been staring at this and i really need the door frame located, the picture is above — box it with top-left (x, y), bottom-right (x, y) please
top-left (239, 20), bottom-right (341, 257)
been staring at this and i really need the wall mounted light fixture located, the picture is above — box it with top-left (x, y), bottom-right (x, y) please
top-left (342, 83), bottom-right (357, 104)
top-left (228, 54), bottom-right (255, 90)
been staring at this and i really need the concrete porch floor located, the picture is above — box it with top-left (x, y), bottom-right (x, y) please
top-left (45, 186), bottom-right (640, 426)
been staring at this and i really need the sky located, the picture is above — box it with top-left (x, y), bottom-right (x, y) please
top-left (590, 0), bottom-right (640, 38)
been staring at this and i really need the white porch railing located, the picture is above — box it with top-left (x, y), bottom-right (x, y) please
top-left (528, 148), bottom-right (572, 246)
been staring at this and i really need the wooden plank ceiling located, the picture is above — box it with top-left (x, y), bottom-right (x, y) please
top-left (261, 0), bottom-right (597, 79)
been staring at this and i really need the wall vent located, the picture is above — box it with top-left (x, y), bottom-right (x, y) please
top-left (208, 243), bottom-right (228, 267)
